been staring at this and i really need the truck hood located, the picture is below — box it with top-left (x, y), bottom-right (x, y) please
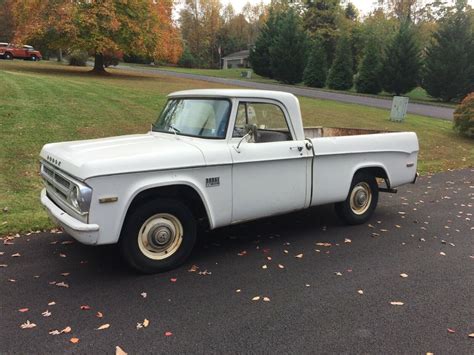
top-left (40, 133), bottom-right (205, 180)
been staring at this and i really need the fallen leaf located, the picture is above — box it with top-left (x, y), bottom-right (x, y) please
top-left (48, 301), bottom-right (56, 306)
top-left (262, 265), bottom-right (267, 269)
top-left (357, 290), bottom-right (364, 295)
top-left (55, 282), bottom-right (69, 288)
top-left (70, 337), bottom-right (80, 344)
top-left (61, 240), bottom-right (74, 245)
top-left (447, 328), bottom-right (456, 334)
top-left (42, 310), bottom-right (51, 317)
top-left (335, 272), bottom-right (342, 276)
top-left (440, 252), bottom-right (446, 256)
top-left (263, 297), bottom-right (270, 302)
top-left (295, 253), bottom-right (303, 258)
top-left (0, 264), bottom-right (7, 267)
top-left (61, 326), bottom-right (72, 333)
top-left (80, 305), bottom-right (91, 310)
top-left (8, 279), bottom-right (16, 282)
top-left (390, 301), bottom-right (404, 306)
top-left (11, 253), bottom-right (21, 257)
top-left (344, 238), bottom-right (352, 243)
top-left (60, 272), bottom-right (70, 276)
top-left (252, 296), bottom-right (260, 301)
top-left (170, 278), bottom-right (177, 283)
top-left (20, 320), bottom-right (36, 329)
top-left (468, 333), bottom-right (474, 338)
top-left (143, 319), bottom-right (149, 328)
top-left (18, 308), bottom-right (29, 313)
top-left (96, 311), bottom-right (103, 318)
top-left (278, 264), bottom-right (285, 269)
top-left (49, 330), bottom-right (61, 335)
top-left (140, 292), bottom-right (147, 298)
top-left (97, 323), bottom-right (110, 330)
top-left (164, 331), bottom-right (173, 337)
top-left (235, 289), bottom-right (241, 293)
top-left (59, 253), bottom-right (66, 258)
top-left (237, 251), bottom-right (247, 256)
top-left (116, 346), bottom-right (128, 355)
top-left (400, 273), bottom-right (408, 278)
top-left (188, 265), bottom-right (199, 272)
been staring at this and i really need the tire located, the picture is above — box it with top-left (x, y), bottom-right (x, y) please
top-left (30, 55), bottom-right (37, 61)
top-left (335, 171), bottom-right (379, 225)
top-left (119, 198), bottom-right (197, 274)
top-left (4, 52), bottom-right (13, 60)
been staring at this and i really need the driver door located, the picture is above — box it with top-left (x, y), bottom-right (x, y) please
top-left (229, 100), bottom-right (311, 223)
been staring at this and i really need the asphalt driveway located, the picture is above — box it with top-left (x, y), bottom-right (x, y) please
top-left (0, 169), bottom-right (472, 353)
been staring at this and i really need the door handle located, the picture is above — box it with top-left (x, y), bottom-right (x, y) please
top-left (290, 146), bottom-right (303, 152)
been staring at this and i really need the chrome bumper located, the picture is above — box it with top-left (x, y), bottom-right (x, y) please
top-left (41, 189), bottom-right (100, 245)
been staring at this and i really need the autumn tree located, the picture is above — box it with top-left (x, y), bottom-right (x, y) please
top-left (11, 0), bottom-right (181, 73)
top-left (0, 0), bottom-right (15, 42)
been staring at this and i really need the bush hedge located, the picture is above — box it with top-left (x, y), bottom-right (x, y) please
top-left (453, 92), bottom-right (474, 138)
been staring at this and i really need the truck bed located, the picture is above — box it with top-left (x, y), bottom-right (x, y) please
top-left (304, 126), bottom-right (388, 138)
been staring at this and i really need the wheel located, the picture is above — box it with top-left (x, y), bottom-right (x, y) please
top-left (119, 198), bottom-right (197, 273)
top-left (4, 52), bottom-right (13, 60)
top-left (30, 55), bottom-right (37, 61)
top-left (335, 171), bottom-right (379, 225)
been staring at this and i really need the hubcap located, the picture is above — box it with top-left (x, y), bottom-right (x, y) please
top-left (138, 213), bottom-right (183, 260)
top-left (349, 182), bottom-right (372, 215)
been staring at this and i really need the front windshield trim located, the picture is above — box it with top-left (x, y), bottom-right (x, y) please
top-left (152, 97), bottom-right (232, 140)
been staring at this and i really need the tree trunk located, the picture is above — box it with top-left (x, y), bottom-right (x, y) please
top-left (57, 48), bottom-right (63, 62)
top-left (92, 53), bottom-right (106, 74)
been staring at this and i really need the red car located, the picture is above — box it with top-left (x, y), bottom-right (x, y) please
top-left (0, 44), bottom-right (42, 61)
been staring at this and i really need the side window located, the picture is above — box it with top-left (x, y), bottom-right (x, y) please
top-left (233, 102), bottom-right (292, 143)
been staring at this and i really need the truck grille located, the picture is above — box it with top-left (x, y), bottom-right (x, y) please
top-left (40, 162), bottom-right (73, 205)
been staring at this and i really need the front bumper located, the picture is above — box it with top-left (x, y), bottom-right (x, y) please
top-left (41, 188), bottom-right (100, 245)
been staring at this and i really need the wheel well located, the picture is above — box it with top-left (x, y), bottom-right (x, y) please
top-left (125, 185), bottom-right (209, 229)
top-left (355, 167), bottom-right (390, 187)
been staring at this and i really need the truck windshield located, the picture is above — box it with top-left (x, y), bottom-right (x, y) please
top-left (152, 98), bottom-right (231, 139)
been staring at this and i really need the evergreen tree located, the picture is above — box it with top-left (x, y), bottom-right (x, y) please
top-left (382, 21), bottom-right (421, 95)
top-left (355, 40), bottom-right (383, 94)
top-left (303, 39), bottom-right (328, 88)
top-left (249, 10), bottom-right (280, 78)
top-left (269, 9), bottom-right (308, 84)
top-left (422, 2), bottom-right (474, 102)
top-left (327, 35), bottom-right (353, 90)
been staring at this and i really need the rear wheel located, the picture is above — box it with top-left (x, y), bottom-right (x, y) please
top-left (335, 171), bottom-right (379, 225)
top-left (4, 52), bottom-right (12, 60)
top-left (119, 198), bottom-right (197, 273)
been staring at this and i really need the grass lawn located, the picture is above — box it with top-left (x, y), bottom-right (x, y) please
top-left (146, 65), bottom-right (454, 107)
top-left (0, 60), bottom-right (472, 235)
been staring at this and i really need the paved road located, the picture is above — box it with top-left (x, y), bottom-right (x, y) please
top-left (1, 169), bottom-right (473, 353)
top-left (113, 65), bottom-right (454, 121)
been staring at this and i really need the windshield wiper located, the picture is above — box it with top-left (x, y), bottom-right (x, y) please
top-left (169, 124), bottom-right (181, 135)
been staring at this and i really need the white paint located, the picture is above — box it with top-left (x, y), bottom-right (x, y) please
top-left (40, 89), bottom-right (419, 246)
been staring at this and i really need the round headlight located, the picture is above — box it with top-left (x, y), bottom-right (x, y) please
top-left (69, 186), bottom-right (80, 210)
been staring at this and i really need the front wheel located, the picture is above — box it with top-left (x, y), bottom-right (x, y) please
top-left (30, 55), bottom-right (37, 61)
top-left (335, 171), bottom-right (379, 225)
top-left (119, 198), bottom-right (197, 273)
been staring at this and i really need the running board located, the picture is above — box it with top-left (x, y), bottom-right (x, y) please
top-left (379, 187), bottom-right (397, 193)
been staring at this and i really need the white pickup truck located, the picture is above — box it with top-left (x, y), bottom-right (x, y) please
top-left (40, 89), bottom-right (419, 273)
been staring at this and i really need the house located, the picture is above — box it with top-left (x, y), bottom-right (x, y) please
top-left (221, 50), bottom-right (250, 69)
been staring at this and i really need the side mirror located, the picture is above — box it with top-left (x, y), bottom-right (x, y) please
top-left (235, 124), bottom-right (257, 153)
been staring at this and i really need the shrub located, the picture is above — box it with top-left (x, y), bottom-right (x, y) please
top-left (68, 50), bottom-right (88, 66)
top-left (453, 93), bottom-right (474, 138)
top-left (303, 39), bottom-right (328, 88)
top-left (355, 40), bottom-right (383, 94)
top-left (103, 51), bottom-right (122, 68)
top-left (327, 35), bottom-right (353, 90)
top-left (178, 47), bottom-right (196, 68)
